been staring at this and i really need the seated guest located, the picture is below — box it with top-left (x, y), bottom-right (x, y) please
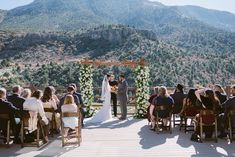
top-left (219, 85), bottom-right (235, 138)
top-left (0, 88), bottom-right (19, 143)
top-left (148, 87), bottom-right (159, 129)
top-left (70, 83), bottom-right (85, 127)
top-left (50, 86), bottom-right (60, 105)
top-left (170, 84), bottom-right (186, 114)
top-left (58, 86), bottom-right (80, 112)
top-left (7, 85), bottom-right (25, 111)
top-left (151, 86), bottom-right (174, 130)
top-left (21, 88), bottom-right (32, 99)
top-left (180, 89), bottom-right (198, 115)
top-left (194, 88), bottom-right (220, 138)
top-left (213, 84), bottom-right (227, 105)
top-left (7, 85), bottom-right (25, 143)
top-left (41, 86), bottom-right (60, 133)
top-left (23, 90), bottom-right (49, 142)
top-left (61, 95), bottom-right (78, 137)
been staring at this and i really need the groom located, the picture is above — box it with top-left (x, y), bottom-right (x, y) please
top-left (117, 73), bottom-right (128, 120)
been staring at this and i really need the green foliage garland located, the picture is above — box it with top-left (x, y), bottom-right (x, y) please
top-left (134, 66), bottom-right (150, 118)
top-left (79, 65), bottom-right (95, 117)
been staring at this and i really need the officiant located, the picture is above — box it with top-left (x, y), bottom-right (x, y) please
top-left (109, 74), bottom-right (118, 117)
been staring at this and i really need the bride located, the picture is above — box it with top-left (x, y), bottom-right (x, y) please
top-left (86, 74), bottom-right (113, 123)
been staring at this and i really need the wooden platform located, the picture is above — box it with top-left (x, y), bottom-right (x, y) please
top-left (1, 118), bottom-right (235, 157)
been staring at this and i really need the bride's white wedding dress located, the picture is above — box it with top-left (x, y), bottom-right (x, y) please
top-left (86, 75), bottom-right (112, 123)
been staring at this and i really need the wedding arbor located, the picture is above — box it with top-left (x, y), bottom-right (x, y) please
top-left (78, 59), bottom-right (150, 118)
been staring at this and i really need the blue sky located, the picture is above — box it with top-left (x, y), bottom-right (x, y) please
top-left (0, 0), bottom-right (235, 14)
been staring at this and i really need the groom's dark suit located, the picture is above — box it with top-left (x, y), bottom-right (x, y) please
top-left (117, 80), bottom-right (128, 119)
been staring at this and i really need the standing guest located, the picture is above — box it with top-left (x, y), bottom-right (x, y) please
top-left (151, 86), bottom-right (174, 130)
top-left (7, 85), bottom-right (25, 111)
top-left (69, 83), bottom-right (85, 127)
top-left (41, 86), bottom-right (60, 133)
top-left (0, 88), bottom-right (19, 144)
top-left (109, 74), bottom-right (118, 117)
top-left (23, 90), bottom-right (49, 142)
top-left (170, 84), bottom-right (186, 114)
top-left (61, 95), bottom-right (78, 137)
top-left (21, 88), bottom-right (32, 99)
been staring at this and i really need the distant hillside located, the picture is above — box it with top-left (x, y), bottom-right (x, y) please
top-left (0, 10), bottom-right (6, 23)
top-left (1, 0), bottom-right (235, 33)
top-left (176, 5), bottom-right (235, 32)
top-left (0, 25), bottom-right (234, 87)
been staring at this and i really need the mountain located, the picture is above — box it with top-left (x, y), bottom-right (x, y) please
top-left (0, 25), bottom-right (234, 87)
top-left (1, 0), bottom-right (235, 33)
top-left (176, 5), bottom-right (235, 32)
top-left (0, 9), bottom-right (6, 23)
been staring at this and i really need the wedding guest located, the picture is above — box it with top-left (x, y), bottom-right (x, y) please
top-left (170, 84), bottom-right (186, 114)
top-left (180, 89), bottom-right (198, 115)
top-left (58, 86), bottom-right (80, 112)
top-left (0, 88), bottom-right (19, 144)
top-left (21, 88), bottom-right (32, 99)
top-left (218, 85), bottom-right (235, 138)
top-left (195, 88), bottom-right (220, 111)
top-left (148, 87), bottom-right (159, 129)
top-left (7, 85), bottom-right (25, 111)
top-left (69, 83), bottom-right (85, 127)
top-left (50, 86), bottom-right (60, 105)
top-left (41, 86), bottom-right (60, 133)
top-left (7, 85), bottom-right (26, 143)
top-left (194, 88), bottom-right (220, 138)
top-left (23, 90), bottom-right (49, 142)
top-left (61, 95), bottom-right (78, 137)
top-left (151, 86), bottom-right (174, 130)
top-left (213, 84), bottom-right (227, 104)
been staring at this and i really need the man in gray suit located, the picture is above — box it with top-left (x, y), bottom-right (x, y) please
top-left (117, 74), bottom-right (128, 120)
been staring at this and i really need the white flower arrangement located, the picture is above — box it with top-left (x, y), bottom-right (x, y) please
top-left (134, 66), bottom-right (150, 118)
top-left (79, 65), bottom-right (95, 117)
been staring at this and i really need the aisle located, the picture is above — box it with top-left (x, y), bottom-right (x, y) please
top-left (1, 118), bottom-right (235, 157)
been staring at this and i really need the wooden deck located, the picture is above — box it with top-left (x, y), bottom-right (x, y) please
top-left (1, 117), bottom-right (235, 157)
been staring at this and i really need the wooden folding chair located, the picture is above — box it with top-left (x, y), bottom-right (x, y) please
top-left (61, 111), bottom-right (82, 147)
top-left (180, 107), bottom-right (199, 133)
top-left (154, 105), bottom-right (172, 134)
top-left (20, 112), bottom-right (46, 147)
top-left (199, 110), bottom-right (218, 143)
top-left (44, 108), bottom-right (57, 137)
top-left (228, 109), bottom-right (235, 143)
top-left (0, 114), bottom-right (12, 147)
top-left (172, 105), bottom-right (183, 128)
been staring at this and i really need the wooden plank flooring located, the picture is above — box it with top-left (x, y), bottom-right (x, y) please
top-left (1, 117), bottom-right (235, 157)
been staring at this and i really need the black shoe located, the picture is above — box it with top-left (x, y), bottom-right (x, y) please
top-left (150, 128), bottom-right (155, 131)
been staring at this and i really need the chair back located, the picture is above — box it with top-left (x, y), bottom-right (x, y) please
top-left (0, 114), bottom-right (10, 120)
top-left (229, 109), bottom-right (235, 116)
top-left (184, 107), bottom-right (199, 117)
top-left (200, 110), bottom-right (216, 125)
top-left (62, 112), bottom-right (80, 118)
top-left (44, 108), bottom-right (55, 113)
